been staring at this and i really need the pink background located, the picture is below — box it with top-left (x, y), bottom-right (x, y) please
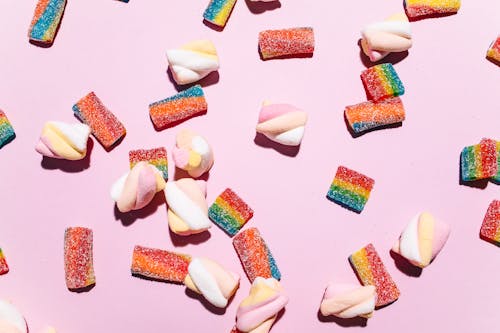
top-left (0, 0), bottom-right (499, 332)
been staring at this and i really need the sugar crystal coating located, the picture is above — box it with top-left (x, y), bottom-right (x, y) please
top-left (480, 200), bottom-right (500, 245)
top-left (258, 27), bottom-right (315, 60)
top-left (28, 0), bottom-right (66, 44)
top-left (327, 166), bottom-right (375, 213)
top-left (64, 227), bottom-right (95, 290)
top-left (131, 245), bottom-right (191, 283)
top-left (487, 36), bottom-right (500, 63)
top-left (361, 63), bottom-right (405, 101)
top-left (0, 248), bottom-right (9, 275)
top-left (129, 147), bottom-right (168, 180)
top-left (461, 138), bottom-right (498, 181)
top-left (209, 188), bottom-right (254, 236)
top-left (203, 0), bottom-right (237, 27)
top-left (404, 0), bottom-right (461, 18)
top-left (345, 97), bottom-right (405, 134)
top-left (0, 110), bottom-right (15, 149)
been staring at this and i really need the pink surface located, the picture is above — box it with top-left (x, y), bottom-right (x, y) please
top-left (0, 0), bottom-right (499, 332)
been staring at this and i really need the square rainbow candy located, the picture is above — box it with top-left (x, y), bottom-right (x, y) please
top-left (0, 110), bottom-right (15, 149)
top-left (460, 138), bottom-right (498, 181)
top-left (209, 188), bottom-right (254, 236)
top-left (404, 0), bottom-right (461, 18)
top-left (131, 245), bottom-right (191, 283)
top-left (345, 97), bottom-right (405, 134)
top-left (361, 63), bottom-right (405, 101)
top-left (349, 243), bottom-right (400, 307)
top-left (203, 0), bottom-right (237, 28)
top-left (73, 92), bottom-right (126, 149)
top-left (64, 227), bottom-right (95, 290)
top-left (0, 248), bottom-right (9, 275)
top-left (149, 85), bottom-right (207, 130)
top-left (493, 141), bottom-right (500, 183)
top-left (480, 200), bottom-right (500, 245)
top-left (327, 166), bottom-right (375, 213)
top-left (28, 0), bottom-right (67, 45)
top-left (487, 36), bottom-right (500, 64)
top-left (233, 228), bottom-right (280, 282)
top-left (258, 27), bottom-right (315, 60)
top-left (129, 147), bottom-right (168, 180)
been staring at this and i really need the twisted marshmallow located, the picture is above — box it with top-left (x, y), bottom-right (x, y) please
top-left (392, 212), bottom-right (451, 268)
top-left (236, 277), bottom-right (288, 333)
top-left (110, 161), bottom-right (166, 213)
top-left (361, 13), bottom-right (412, 62)
top-left (0, 300), bottom-right (27, 333)
top-left (256, 103), bottom-right (308, 146)
top-left (35, 121), bottom-right (91, 160)
top-left (165, 178), bottom-right (211, 235)
top-left (184, 258), bottom-right (240, 308)
top-left (320, 283), bottom-right (376, 319)
top-left (166, 40), bottom-right (219, 85)
top-left (172, 129), bottom-right (214, 178)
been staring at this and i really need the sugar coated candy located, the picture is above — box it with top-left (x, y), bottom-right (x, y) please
top-left (487, 36), bottom-right (500, 64)
top-left (233, 228), bottom-right (280, 282)
top-left (256, 102), bottom-right (308, 146)
top-left (345, 97), bottom-right (405, 134)
top-left (172, 129), bottom-right (214, 178)
top-left (64, 227), bottom-right (95, 290)
top-left (327, 166), bottom-right (375, 213)
top-left (0, 300), bottom-right (27, 333)
top-left (320, 283), bottom-right (376, 319)
top-left (209, 188), bottom-right (254, 236)
top-left (349, 244), bottom-right (400, 307)
top-left (149, 85), bottom-right (207, 130)
top-left (28, 0), bottom-right (66, 45)
top-left (493, 141), bottom-right (500, 182)
top-left (461, 138), bottom-right (498, 181)
top-left (129, 147), bottom-right (168, 180)
top-left (0, 248), bottom-right (9, 275)
top-left (203, 0), bottom-right (237, 28)
top-left (258, 27), bottom-right (315, 60)
top-left (404, 0), bottom-right (461, 18)
top-left (35, 121), bottom-right (91, 160)
top-left (480, 200), bottom-right (500, 245)
top-left (0, 110), bottom-right (15, 149)
top-left (131, 245), bottom-right (191, 283)
top-left (361, 63), bottom-right (405, 101)
top-left (73, 92), bottom-right (126, 149)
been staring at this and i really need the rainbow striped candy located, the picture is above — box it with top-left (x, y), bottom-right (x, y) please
top-left (493, 141), bottom-right (500, 183)
top-left (461, 138), bottom-right (498, 181)
top-left (0, 110), bottom-right (15, 149)
top-left (361, 63), bottom-right (405, 101)
top-left (203, 0), bottom-right (237, 28)
top-left (0, 248), bottom-right (9, 275)
top-left (129, 147), bottom-right (168, 180)
top-left (131, 245), bottom-right (191, 283)
top-left (28, 0), bottom-right (67, 45)
top-left (344, 97), bottom-right (405, 134)
top-left (327, 166), bottom-right (375, 213)
top-left (404, 0), bottom-right (461, 18)
top-left (487, 36), bottom-right (500, 64)
top-left (209, 188), bottom-right (254, 236)
top-left (480, 200), bottom-right (500, 245)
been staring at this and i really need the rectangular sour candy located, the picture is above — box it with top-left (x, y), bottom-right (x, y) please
top-left (493, 141), bottom-right (500, 182)
top-left (345, 97), bottom-right (405, 134)
top-left (73, 92), bottom-right (126, 149)
top-left (258, 27), bottom-right (315, 60)
top-left (349, 243), bottom-right (400, 307)
top-left (149, 85), bottom-right (207, 130)
top-left (0, 248), bottom-right (9, 275)
top-left (460, 138), bottom-right (498, 181)
top-left (28, 0), bottom-right (67, 45)
top-left (404, 0), bottom-right (461, 18)
top-left (129, 147), bottom-right (168, 180)
top-left (131, 245), bottom-right (191, 283)
top-left (203, 0), bottom-right (237, 28)
top-left (0, 110), bottom-right (15, 149)
top-left (480, 200), bottom-right (500, 245)
top-left (327, 166), bottom-right (375, 213)
top-left (64, 227), bottom-right (95, 290)
top-left (487, 36), bottom-right (500, 63)
top-left (233, 228), bottom-right (280, 282)
top-left (209, 188), bottom-right (254, 236)
top-left (361, 63), bottom-right (405, 101)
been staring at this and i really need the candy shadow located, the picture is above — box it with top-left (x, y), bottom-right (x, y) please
top-left (486, 56), bottom-right (500, 67)
top-left (0, 133), bottom-right (16, 149)
top-left (28, 1), bottom-right (67, 48)
top-left (458, 154), bottom-right (489, 189)
top-left (68, 284), bottom-right (95, 293)
top-left (245, 0), bottom-right (281, 14)
top-left (114, 192), bottom-right (166, 227)
top-left (479, 234), bottom-right (500, 247)
top-left (343, 112), bottom-right (403, 138)
top-left (253, 133), bottom-right (300, 157)
top-left (150, 111), bottom-right (207, 132)
top-left (40, 139), bottom-right (93, 172)
top-left (358, 40), bottom-right (409, 68)
top-left (167, 68), bottom-right (220, 92)
top-left (169, 228), bottom-right (211, 247)
top-left (131, 273), bottom-right (184, 286)
top-left (185, 288), bottom-right (228, 315)
top-left (259, 49), bottom-right (314, 61)
top-left (390, 250), bottom-right (422, 277)
top-left (173, 167), bottom-right (211, 181)
top-left (317, 309), bottom-right (368, 327)
top-left (405, 11), bottom-right (458, 22)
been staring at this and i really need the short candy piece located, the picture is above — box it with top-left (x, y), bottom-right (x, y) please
top-left (167, 40), bottom-right (220, 85)
top-left (256, 103), bottom-right (308, 146)
top-left (0, 110), bottom-right (16, 149)
top-left (361, 63), bottom-right (405, 101)
top-left (392, 212), bottom-right (451, 268)
top-left (487, 36), bottom-right (500, 64)
top-left (28, 0), bottom-right (67, 45)
top-left (0, 300), bottom-right (28, 333)
top-left (203, 0), bottom-right (237, 28)
top-left (73, 92), bottom-right (126, 149)
top-left (129, 147), bottom-right (168, 180)
top-left (461, 138), bottom-right (498, 181)
top-left (404, 0), bottom-right (461, 18)
top-left (479, 200), bottom-right (500, 245)
top-left (149, 85), bottom-right (207, 130)
top-left (349, 244), bottom-right (400, 307)
top-left (131, 245), bottom-right (191, 283)
top-left (35, 121), bottom-right (91, 160)
top-left (327, 166), bottom-right (375, 213)
top-left (345, 97), bottom-right (405, 134)
top-left (209, 188), bottom-right (254, 236)
top-left (320, 283), bottom-right (376, 319)
top-left (64, 227), bottom-right (95, 290)
top-left (172, 129), bottom-right (214, 178)
top-left (233, 227), bottom-right (280, 282)
top-left (258, 27), bottom-right (315, 60)
top-left (0, 248), bottom-right (9, 275)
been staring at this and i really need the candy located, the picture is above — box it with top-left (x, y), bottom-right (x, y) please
top-left (258, 28), bottom-right (315, 60)
top-left (460, 138), bottom-right (498, 181)
top-left (486, 36), bottom-right (500, 63)
top-left (327, 166), bottom-right (375, 213)
top-left (203, 0), bottom-right (237, 28)
top-left (361, 63), bottom-right (405, 101)
top-left (392, 212), bottom-right (451, 268)
top-left (0, 110), bottom-right (15, 149)
top-left (28, 0), bottom-right (67, 45)
top-left (493, 141), bottom-right (500, 182)
top-left (35, 121), bottom-right (91, 160)
top-left (172, 129), bottom-right (214, 178)
top-left (404, 0), bottom-right (461, 18)
top-left (149, 85), bottom-right (207, 130)
top-left (131, 245), bottom-right (191, 283)
top-left (320, 283), bottom-right (376, 319)
top-left (256, 102), bottom-right (308, 146)
top-left (479, 200), bottom-right (500, 245)
top-left (73, 92), bottom-right (126, 149)
top-left (349, 244), bottom-right (400, 307)
top-left (129, 147), bottom-right (168, 180)
top-left (0, 300), bottom-right (27, 333)
top-left (209, 188), bottom-right (254, 236)
top-left (233, 228), bottom-right (280, 282)
top-left (0, 248), bottom-right (8, 275)
top-left (64, 227), bottom-right (95, 290)
top-left (344, 97), bottom-right (405, 134)
top-left (41, 327), bottom-right (57, 333)
top-left (167, 40), bottom-right (220, 85)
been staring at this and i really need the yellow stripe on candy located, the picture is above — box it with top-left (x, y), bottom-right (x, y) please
top-left (351, 248), bottom-right (375, 285)
top-left (215, 197), bottom-right (245, 225)
top-left (375, 66), bottom-right (393, 96)
top-left (333, 178), bottom-right (371, 199)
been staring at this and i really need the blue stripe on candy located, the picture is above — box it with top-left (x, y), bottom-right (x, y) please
top-left (149, 85), bottom-right (204, 108)
top-left (30, 0), bottom-right (66, 41)
top-left (266, 246), bottom-right (281, 280)
top-left (203, 0), bottom-right (225, 21)
top-left (0, 123), bottom-right (15, 149)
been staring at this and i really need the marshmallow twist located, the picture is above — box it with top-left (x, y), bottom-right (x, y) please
top-left (172, 129), bottom-right (214, 178)
top-left (35, 121), bottom-right (91, 160)
top-left (0, 300), bottom-right (27, 333)
top-left (256, 103), bottom-right (308, 146)
top-left (320, 283), bottom-right (376, 319)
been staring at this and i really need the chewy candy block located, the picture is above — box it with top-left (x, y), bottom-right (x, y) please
top-left (361, 63), bottom-right (405, 101)
top-left (345, 97), bottom-right (405, 134)
top-left (258, 27), bottom-right (315, 60)
top-left (28, 0), bottom-right (67, 45)
top-left (493, 141), bottom-right (500, 182)
top-left (149, 85), bottom-right (207, 130)
top-left (129, 147), bottom-right (168, 180)
top-left (0, 248), bottom-right (9, 275)
top-left (131, 245), bottom-right (191, 283)
top-left (233, 228), bottom-right (280, 282)
top-left (349, 244), bottom-right (400, 307)
top-left (461, 138), bottom-right (498, 181)
top-left (64, 227), bottom-right (95, 290)
top-left (487, 36), bottom-right (500, 63)
top-left (480, 200), bottom-right (500, 245)
top-left (209, 188), bottom-right (254, 236)
top-left (327, 166), bottom-right (375, 213)
top-left (0, 110), bottom-right (15, 149)
top-left (404, 0), bottom-right (461, 18)
top-left (73, 92), bottom-right (126, 149)
top-left (203, 0), bottom-right (237, 28)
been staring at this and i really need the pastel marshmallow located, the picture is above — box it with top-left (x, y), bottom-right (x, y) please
top-left (0, 300), bottom-right (27, 333)
top-left (35, 121), bottom-right (91, 160)
top-left (172, 129), bottom-right (214, 178)
top-left (320, 283), bottom-right (376, 319)
top-left (256, 103), bottom-right (308, 146)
